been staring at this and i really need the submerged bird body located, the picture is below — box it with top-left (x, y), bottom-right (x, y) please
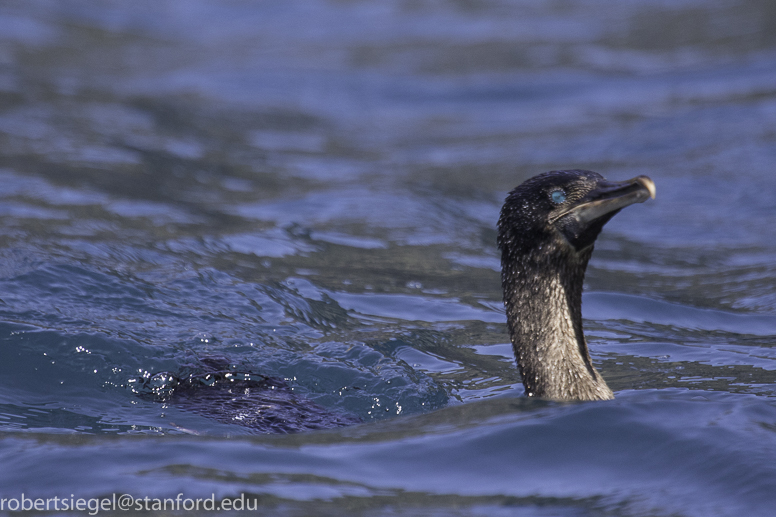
top-left (498, 170), bottom-right (655, 401)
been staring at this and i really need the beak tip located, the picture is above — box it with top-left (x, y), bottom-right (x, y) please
top-left (635, 176), bottom-right (656, 200)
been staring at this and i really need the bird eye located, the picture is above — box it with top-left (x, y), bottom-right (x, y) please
top-left (550, 190), bottom-right (566, 204)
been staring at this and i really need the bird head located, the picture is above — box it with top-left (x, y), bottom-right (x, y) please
top-left (498, 170), bottom-right (655, 256)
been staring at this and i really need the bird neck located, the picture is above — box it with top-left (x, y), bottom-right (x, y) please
top-left (501, 243), bottom-right (613, 401)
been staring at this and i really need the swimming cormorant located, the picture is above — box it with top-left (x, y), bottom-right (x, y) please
top-left (498, 170), bottom-right (655, 401)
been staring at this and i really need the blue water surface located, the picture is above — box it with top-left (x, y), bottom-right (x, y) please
top-left (1, 1), bottom-right (776, 515)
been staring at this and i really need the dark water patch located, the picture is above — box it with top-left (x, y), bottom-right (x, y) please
top-left (2, 390), bottom-right (775, 515)
top-left (137, 357), bottom-right (361, 435)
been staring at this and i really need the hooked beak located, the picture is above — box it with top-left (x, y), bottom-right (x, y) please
top-left (553, 175), bottom-right (656, 225)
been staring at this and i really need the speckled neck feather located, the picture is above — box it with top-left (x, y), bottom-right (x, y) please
top-left (499, 234), bottom-right (613, 401)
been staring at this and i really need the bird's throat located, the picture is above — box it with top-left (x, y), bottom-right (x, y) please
top-left (502, 245), bottom-right (614, 401)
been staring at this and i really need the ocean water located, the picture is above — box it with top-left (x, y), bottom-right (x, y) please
top-left (1, 1), bottom-right (776, 515)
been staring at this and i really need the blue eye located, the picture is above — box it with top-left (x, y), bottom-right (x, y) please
top-left (551, 190), bottom-right (566, 204)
